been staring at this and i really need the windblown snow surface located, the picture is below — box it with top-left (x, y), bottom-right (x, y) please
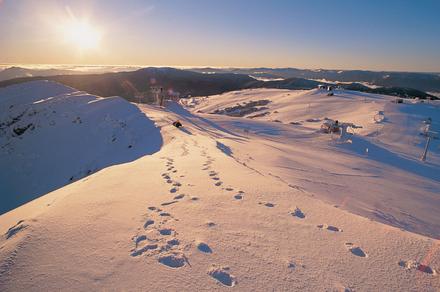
top-left (0, 83), bottom-right (439, 291)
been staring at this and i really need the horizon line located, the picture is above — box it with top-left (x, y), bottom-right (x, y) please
top-left (0, 63), bottom-right (439, 74)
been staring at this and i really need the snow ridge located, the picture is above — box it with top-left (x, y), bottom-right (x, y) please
top-left (0, 80), bottom-right (162, 214)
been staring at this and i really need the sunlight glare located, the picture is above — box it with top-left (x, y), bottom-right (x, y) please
top-left (64, 20), bottom-right (101, 51)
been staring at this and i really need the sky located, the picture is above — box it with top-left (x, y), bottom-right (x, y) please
top-left (0, 0), bottom-right (439, 72)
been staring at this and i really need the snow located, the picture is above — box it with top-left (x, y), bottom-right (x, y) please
top-left (0, 80), bottom-right (162, 214)
top-left (248, 75), bottom-right (285, 82)
top-left (310, 78), bottom-right (382, 88)
top-left (428, 92), bottom-right (440, 98)
top-left (0, 83), bottom-right (439, 291)
top-left (186, 88), bottom-right (440, 238)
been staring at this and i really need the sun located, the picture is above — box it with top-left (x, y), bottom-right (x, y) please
top-left (64, 20), bottom-right (101, 51)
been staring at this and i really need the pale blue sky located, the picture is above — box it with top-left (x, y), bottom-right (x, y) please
top-left (0, 0), bottom-right (439, 71)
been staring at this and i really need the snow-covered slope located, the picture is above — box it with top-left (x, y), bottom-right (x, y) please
top-left (0, 80), bottom-right (162, 214)
top-left (185, 88), bottom-right (440, 238)
top-left (0, 86), bottom-right (438, 291)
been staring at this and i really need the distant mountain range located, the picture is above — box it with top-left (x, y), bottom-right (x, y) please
top-left (246, 78), bottom-right (436, 100)
top-left (0, 66), bottom-right (77, 81)
top-left (189, 67), bottom-right (440, 93)
top-left (0, 67), bottom-right (437, 101)
top-left (0, 65), bottom-right (142, 82)
top-left (0, 68), bottom-right (257, 102)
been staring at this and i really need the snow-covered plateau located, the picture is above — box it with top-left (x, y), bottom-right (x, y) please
top-left (0, 81), bottom-right (439, 291)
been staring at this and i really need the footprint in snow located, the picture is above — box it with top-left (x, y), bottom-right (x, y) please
top-left (134, 234), bottom-right (147, 245)
top-left (5, 220), bottom-right (28, 239)
top-left (174, 194), bottom-right (185, 200)
top-left (167, 238), bottom-right (180, 246)
top-left (290, 207), bottom-right (305, 219)
top-left (225, 187), bottom-right (234, 191)
top-left (158, 253), bottom-right (186, 268)
top-left (234, 194), bottom-right (243, 200)
top-left (206, 221), bottom-right (216, 227)
top-left (196, 241), bottom-right (213, 253)
top-left (208, 266), bottom-right (237, 287)
top-left (344, 242), bottom-right (367, 258)
top-left (259, 202), bottom-right (275, 208)
top-left (398, 260), bottom-right (437, 275)
top-left (144, 219), bottom-right (155, 229)
top-left (170, 187), bottom-right (178, 193)
top-left (287, 259), bottom-right (306, 270)
top-left (131, 243), bottom-right (158, 257)
top-left (131, 235), bottom-right (158, 256)
top-left (317, 224), bottom-right (342, 232)
top-left (215, 181), bottom-right (223, 186)
top-left (159, 228), bottom-right (173, 236)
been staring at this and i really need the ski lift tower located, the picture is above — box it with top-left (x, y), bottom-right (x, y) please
top-left (151, 86), bottom-right (165, 106)
top-left (420, 119), bottom-right (438, 161)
